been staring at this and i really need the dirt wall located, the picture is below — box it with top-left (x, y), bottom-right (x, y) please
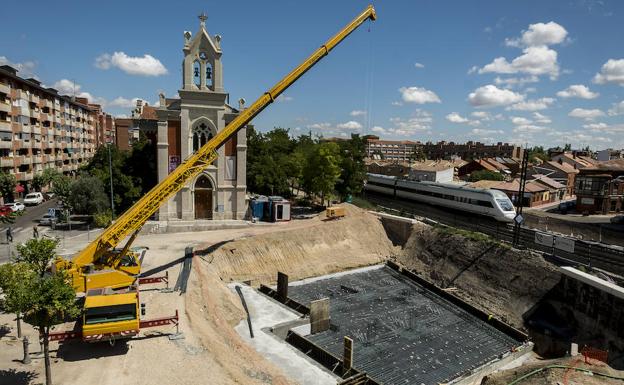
top-left (394, 221), bottom-right (561, 329)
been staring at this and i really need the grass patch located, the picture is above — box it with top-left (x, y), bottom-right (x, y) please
top-left (434, 224), bottom-right (510, 249)
top-left (351, 196), bottom-right (377, 210)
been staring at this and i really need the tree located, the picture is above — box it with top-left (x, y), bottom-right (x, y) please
top-left (10, 238), bottom-right (78, 385)
top-left (528, 146), bottom-right (549, 163)
top-left (0, 262), bottom-right (35, 338)
top-left (409, 146), bottom-right (426, 162)
top-left (303, 142), bottom-right (342, 205)
top-left (24, 273), bottom-right (78, 385)
top-left (469, 170), bottom-right (505, 182)
top-left (0, 172), bottom-right (17, 202)
top-left (51, 174), bottom-right (72, 205)
top-left (32, 168), bottom-right (61, 192)
top-left (564, 143), bottom-right (572, 151)
top-left (127, 133), bottom-right (157, 195)
top-left (15, 238), bottom-right (60, 277)
top-left (67, 176), bottom-right (109, 215)
top-left (85, 145), bottom-right (141, 214)
top-left (336, 134), bottom-right (366, 199)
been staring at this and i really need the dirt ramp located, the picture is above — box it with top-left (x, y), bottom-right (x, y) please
top-left (183, 261), bottom-right (294, 385)
top-left (198, 204), bottom-right (398, 284)
top-left (396, 222), bottom-right (560, 329)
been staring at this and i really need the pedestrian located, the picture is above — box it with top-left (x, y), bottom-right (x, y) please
top-left (6, 226), bottom-right (13, 243)
top-left (33, 225), bottom-right (39, 239)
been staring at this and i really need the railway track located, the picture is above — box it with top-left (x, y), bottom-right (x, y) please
top-left (363, 192), bottom-right (624, 277)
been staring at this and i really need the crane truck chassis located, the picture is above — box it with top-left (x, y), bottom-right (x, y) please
top-left (50, 5), bottom-right (377, 343)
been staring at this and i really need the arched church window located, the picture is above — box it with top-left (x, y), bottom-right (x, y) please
top-left (206, 63), bottom-right (213, 88)
top-left (195, 175), bottom-right (212, 189)
top-left (193, 60), bottom-right (201, 87)
top-left (192, 122), bottom-right (214, 152)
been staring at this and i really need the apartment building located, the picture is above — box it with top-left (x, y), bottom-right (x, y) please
top-left (422, 141), bottom-right (524, 161)
top-left (90, 103), bottom-right (116, 146)
top-left (0, 65), bottom-right (97, 194)
top-left (365, 137), bottom-right (421, 161)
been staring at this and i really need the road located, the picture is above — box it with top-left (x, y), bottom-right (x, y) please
top-left (0, 199), bottom-right (58, 263)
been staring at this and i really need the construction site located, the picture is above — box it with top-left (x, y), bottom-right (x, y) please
top-left (2, 4), bottom-right (624, 385)
top-left (1, 204), bottom-right (624, 384)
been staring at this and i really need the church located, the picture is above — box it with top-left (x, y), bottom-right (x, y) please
top-left (132, 13), bottom-right (248, 221)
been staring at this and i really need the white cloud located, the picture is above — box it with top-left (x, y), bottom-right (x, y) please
top-left (511, 116), bottom-right (532, 125)
top-left (582, 122), bottom-right (624, 134)
top-left (532, 112), bottom-right (552, 124)
top-left (479, 46), bottom-right (560, 79)
top-left (468, 85), bottom-right (524, 107)
top-left (471, 128), bottom-right (504, 135)
top-left (608, 100), bottom-right (624, 116)
top-left (349, 110), bottom-right (367, 117)
top-left (556, 84), bottom-right (599, 99)
top-left (391, 101), bottom-right (404, 106)
top-left (276, 95), bottom-right (293, 102)
top-left (414, 62), bottom-right (425, 68)
top-left (513, 124), bottom-right (549, 133)
top-left (593, 59), bottom-right (624, 86)
top-left (471, 111), bottom-right (490, 119)
top-left (114, 114), bottom-right (129, 119)
top-left (0, 56), bottom-right (37, 78)
top-left (506, 97), bottom-right (555, 111)
top-left (95, 52), bottom-right (168, 76)
top-left (505, 21), bottom-right (568, 47)
top-left (494, 75), bottom-right (539, 88)
top-left (371, 126), bottom-right (386, 134)
top-left (446, 112), bottom-right (469, 123)
top-left (399, 86), bottom-right (441, 104)
top-left (336, 121), bottom-right (363, 130)
top-left (307, 122), bottom-right (331, 130)
top-left (109, 96), bottom-right (146, 108)
top-left (568, 108), bottom-right (605, 120)
top-left (51, 79), bottom-right (105, 104)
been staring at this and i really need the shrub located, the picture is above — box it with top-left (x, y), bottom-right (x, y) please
top-left (93, 211), bottom-right (112, 228)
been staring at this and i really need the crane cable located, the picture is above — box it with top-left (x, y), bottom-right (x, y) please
top-left (363, 17), bottom-right (375, 135)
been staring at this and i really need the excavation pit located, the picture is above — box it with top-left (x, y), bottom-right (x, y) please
top-left (285, 265), bottom-right (529, 384)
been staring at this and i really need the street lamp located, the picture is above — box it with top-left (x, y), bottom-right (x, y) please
top-left (107, 141), bottom-right (115, 221)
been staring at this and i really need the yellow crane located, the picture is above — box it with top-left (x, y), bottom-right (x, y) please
top-left (51, 5), bottom-right (376, 342)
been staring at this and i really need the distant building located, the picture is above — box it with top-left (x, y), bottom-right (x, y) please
top-left (596, 148), bottom-right (624, 162)
top-left (366, 160), bottom-right (411, 177)
top-left (365, 137), bottom-right (421, 161)
top-left (457, 158), bottom-right (510, 180)
top-left (408, 162), bottom-right (453, 183)
top-left (114, 118), bottom-right (132, 151)
top-left (89, 104), bottom-right (116, 146)
top-left (529, 160), bottom-right (578, 197)
top-left (489, 179), bottom-right (551, 207)
top-left (575, 159), bottom-right (624, 214)
top-left (551, 151), bottom-right (596, 170)
top-left (421, 141), bottom-right (523, 161)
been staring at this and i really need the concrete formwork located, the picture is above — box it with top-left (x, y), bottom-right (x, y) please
top-left (287, 265), bottom-right (527, 385)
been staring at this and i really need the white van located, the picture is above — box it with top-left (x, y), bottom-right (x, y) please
top-left (24, 192), bottom-right (44, 206)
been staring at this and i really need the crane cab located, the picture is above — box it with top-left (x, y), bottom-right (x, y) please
top-left (81, 286), bottom-right (140, 342)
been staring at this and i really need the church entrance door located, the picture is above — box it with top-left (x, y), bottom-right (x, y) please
top-left (194, 175), bottom-right (213, 219)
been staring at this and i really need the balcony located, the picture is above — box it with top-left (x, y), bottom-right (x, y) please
top-left (32, 155), bottom-right (43, 164)
top-left (0, 83), bottom-right (10, 94)
top-left (0, 121), bottom-right (10, 132)
top-left (0, 101), bottom-right (9, 113)
top-left (0, 141), bottom-right (12, 149)
top-left (0, 157), bottom-right (13, 167)
top-left (31, 126), bottom-right (42, 135)
top-left (30, 94), bottom-right (40, 104)
top-left (62, 165), bottom-right (71, 172)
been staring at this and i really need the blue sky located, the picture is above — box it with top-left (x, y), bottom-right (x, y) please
top-left (2, 0), bottom-right (623, 149)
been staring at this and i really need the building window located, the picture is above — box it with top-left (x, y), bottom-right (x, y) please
top-left (192, 122), bottom-right (213, 153)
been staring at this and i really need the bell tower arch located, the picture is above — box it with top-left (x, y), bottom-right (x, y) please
top-left (182, 12), bottom-right (224, 92)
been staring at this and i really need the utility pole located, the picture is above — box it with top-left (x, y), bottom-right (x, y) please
top-left (512, 148), bottom-right (529, 247)
top-left (108, 143), bottom-right (115, 220)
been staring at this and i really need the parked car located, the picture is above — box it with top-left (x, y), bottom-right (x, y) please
top-left (0, 205), bottom-right (13, 217)
top-left (39, 213), bottom-right (58, 226)
top-left (611, 215), bottom-right (624, 224)
top-left (4, 202), bottom-right (25, 212)
top-left (23, 192), bottom-right (44, 206)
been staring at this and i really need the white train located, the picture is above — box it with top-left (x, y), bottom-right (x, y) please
top-left (365, 173), bottom-right (516, 222)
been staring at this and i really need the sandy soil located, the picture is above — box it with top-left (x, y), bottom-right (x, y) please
top-left (0, 204), bottom-right (396, 385)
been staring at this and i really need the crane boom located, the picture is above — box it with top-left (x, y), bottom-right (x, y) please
top-left (71, 5), bottom-right (377, 268)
